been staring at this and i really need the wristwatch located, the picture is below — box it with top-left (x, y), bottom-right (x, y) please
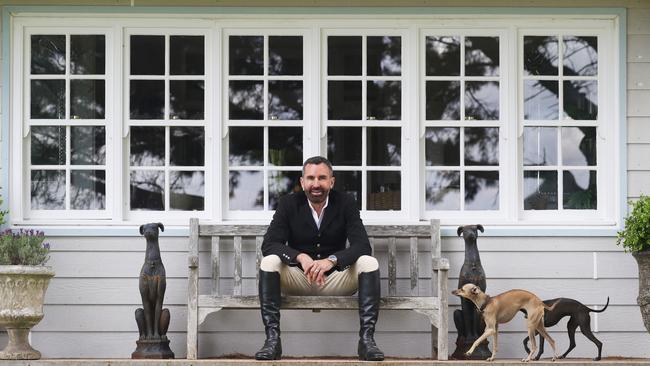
top-left (327, 254), bottom-right (338, 265)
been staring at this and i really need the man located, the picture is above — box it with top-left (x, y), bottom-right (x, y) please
top-left (255, 156), bottom-right (384, 361)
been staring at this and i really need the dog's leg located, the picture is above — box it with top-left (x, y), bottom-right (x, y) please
top-left (487, 324), bottom-right (498, 362)
top-left (534, 331), bottom-right (544, 361)
top-left (154, 278), bottom-right (164, 337)
top-left (536, 324), bottom-right (558, 361)
top-left (524, 325), bottom-right (537, 362)
top-left (561, 317), bottom-right (578, 359)
top-left (523, 335), bottom-right (531, 354)
top-left (466, 327), bottom-right (494, 359)
top-left (578, 317), bottom-right (603, 361)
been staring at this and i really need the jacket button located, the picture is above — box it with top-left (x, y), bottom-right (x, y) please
top-left (317, 244), bottom-right (320, 247)
top-left (316, 254), bottom-right (321, 258)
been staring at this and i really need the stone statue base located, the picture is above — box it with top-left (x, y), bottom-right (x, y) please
top-left (131, 338), bottom-right (175, 359)
top-left (450, 336), bottom-right (492, 360)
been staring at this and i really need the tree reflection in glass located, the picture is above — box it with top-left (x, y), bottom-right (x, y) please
top-left (367, 81), bottom-right (401, 120)
top-left (229, 80), bottom-right (263, 120)
top-left (130, 126), bottom-right (164, 166)
top-left (367, 36), bottom-right (401, 76)
top-left (71, 126), bottom-right (105, 165)
top-left (268, 80), bottom-right (303, 120)
top-left (523, 171), bottom-right (557, 210)
top-left (524, 80), bottom-right (558, 120)
top-left (563, 80), bottom-right (597, 120)
top-left (563, 36), bottom-right (597, 76)
top-left (523, 127), bottom-right (557, 166)
top-left (71, 35), bottom-right (105, 75)
top-left (170, 127), bottom-right (205, 166)
top-left (426, 171), bottom-right (460, 210)
top-left (170, 80), bottom-right (205, 120)
top-left (465, 127), bottom-right (499, 166)
top-left (563, 170), bottom-right (596, 209)
top-left (130, 170), bottom-right (164, 210)
top-left (229, 36), bottom-right (263, 75)
top-left (71, 170), bottom-right (106, 210)
top-left (465, 36), bottom-right (499, 76)
top-left (524, 36), bottom-right (558, 76)
top-left (464, 171), bottom-right (499, 210)
top-left (31, 170), bottom-right (65, 210)
top-left (31, 80), bottom-right (65, 119)
top-left (269, 36), bottom-right (303, 76)
top-left (170, 171), bottom-right (204, 211)
top-left (425, 127), bottom-right (460, 166)
top-left (562, 127), bottom-right (596, 166)
top-left (425, 81), bottom-right (460, 120)
top-left (71, 79), bottom-right (105, 119)
top-left (269, 127), bottom-right (302, 166)
top-left (333, 171), bottom-right (361, 209)
top-left (31, 126), bottom-right (66, 165)
top-left (465, 81), bottom-right (499, 120)
top-left (425, 36), bottom-right (460, 76)
top-left (31, 35), bottom-right (65, 75)
top-left (229, 171), bottom-right (263, 210)
top-left (367, 127), bottom-right (401, 166)
top-left (327, 127), bottom-right (362, 166)
top-left (229, 127), bottom-right (263, 166)
top-left (269, 171), bottom-right (301, 210)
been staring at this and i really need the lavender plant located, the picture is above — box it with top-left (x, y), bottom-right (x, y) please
top-left (0, 229), bottom-right (50, 265)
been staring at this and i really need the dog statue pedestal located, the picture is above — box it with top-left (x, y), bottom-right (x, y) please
top-left (451, 225), bottom-right (491, 360)
top-left (132, 222), bottom-right (175, 360)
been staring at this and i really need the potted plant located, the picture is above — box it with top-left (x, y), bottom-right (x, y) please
top-left (0, 202), bottom-right (54, 360)
top-left (617, 194), bottom-right (650, 334)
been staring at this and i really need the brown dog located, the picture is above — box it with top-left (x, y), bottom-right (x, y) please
top-left (452, 283), bottom-right (559, 362)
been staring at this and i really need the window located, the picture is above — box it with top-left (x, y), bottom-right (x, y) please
top-left (10, 14), bottom-right (621, 228)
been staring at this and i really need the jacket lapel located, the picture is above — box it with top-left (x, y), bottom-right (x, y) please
top-left (318, 191), bottom-right (336, 234)
top-left (298, 193), bottom-right (319, 232)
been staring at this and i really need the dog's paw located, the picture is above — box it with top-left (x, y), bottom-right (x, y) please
top-left (465, 351), bottom-right (472, 357)
top-left (522, 357), bottom-right (531, 362)
top-left (487, 356), bottom-right (495, 362)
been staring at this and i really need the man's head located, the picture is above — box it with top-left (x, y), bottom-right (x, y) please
top-left (301, 156), bottom-right (335, 204)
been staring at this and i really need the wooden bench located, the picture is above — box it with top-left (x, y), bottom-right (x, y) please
top-left (186, 218), bottom-right (449, 360)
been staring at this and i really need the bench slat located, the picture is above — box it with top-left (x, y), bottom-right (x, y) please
top-left (233, 236), bottom-right (242, 296)
top-left (199, 295), bottom-right (440, 310)
top-left (199, 224), bottom-right (432, 237)
top-left (211, 237), bottom-right (221, 296)
top-left (388, 237), bottom-right (396, 296)
top-left (410, 237), bottom-right (418, 296)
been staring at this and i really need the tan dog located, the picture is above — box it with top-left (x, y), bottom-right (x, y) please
top-left (452, 283), bottom-right (559, 362)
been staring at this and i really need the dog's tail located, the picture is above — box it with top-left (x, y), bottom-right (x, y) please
top-left (588, 296), bottom-right (610, 313)
top-left (543, 300), bottom-right (560, 312)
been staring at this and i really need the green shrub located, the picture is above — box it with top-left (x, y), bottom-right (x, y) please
top-left (0, 229), bottom-right (50, 265)
top-left (617, 195), bottom-right (650, 253)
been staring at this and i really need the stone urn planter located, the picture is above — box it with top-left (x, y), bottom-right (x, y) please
top-left (633, 250), bottom-right (650, 333)
top-left (0, 265), bottom-right (55, 360)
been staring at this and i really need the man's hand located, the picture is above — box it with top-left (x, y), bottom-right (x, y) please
top-left (297, 254), bottom-right (334, 286)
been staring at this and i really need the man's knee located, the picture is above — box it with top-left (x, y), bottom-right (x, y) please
top-left (260, 255), bottom-right (283, 272)
top-left (355, 255), bottom-right (379, 273)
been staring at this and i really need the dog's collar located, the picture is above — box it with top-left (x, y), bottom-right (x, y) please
top-left (478, 295), bottom-right (492, 313)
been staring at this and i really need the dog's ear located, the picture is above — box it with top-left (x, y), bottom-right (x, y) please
top-left (477, 224), bottom-right (484, 233)
top-left (157, 222), bottom-right (164, 232)
top-left (457, 226), bottom-right (464, 237)
top-left (139, 225), bottom-right (145, 235)
top-left (471, 286), bottom-right (480, 295)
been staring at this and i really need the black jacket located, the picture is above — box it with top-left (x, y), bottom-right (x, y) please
top-left (262, 190), bottom-right (372, 270)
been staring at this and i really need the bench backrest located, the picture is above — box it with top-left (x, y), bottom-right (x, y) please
top-left (189, 218), bottom-right (441, 297)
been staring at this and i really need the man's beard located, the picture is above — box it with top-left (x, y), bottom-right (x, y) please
top-left (305, 188), bottom-right (328, 204)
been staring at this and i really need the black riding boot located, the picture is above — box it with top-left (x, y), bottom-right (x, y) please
top-left (255, 270), bottom-right (282, 360)
top-left (357, 269), bottom-right (385, 361)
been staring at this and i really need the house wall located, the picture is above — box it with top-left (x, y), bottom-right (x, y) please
top-left (0, 0), bottom-right (649, 360)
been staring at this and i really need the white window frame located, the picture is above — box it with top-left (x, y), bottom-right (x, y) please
top-left (7, 14), bottom-right (621, 229)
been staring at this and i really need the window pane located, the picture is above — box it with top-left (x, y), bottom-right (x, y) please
top-left (563, 36), bottom-right (597, 76)
top-left (170, 80), bottom-right (205, 120)
top-left (562, 127), bottom-right (596, 166)
top-left (130, 170), bottom-right (164, 211)
top-left (229, 127), bottom-right (263, 166)
top-left (425, 127), bottom-right (460, 166)
top-left (328, 127), bottom-right (361, 166)
top-left (465, 36), bottom-right (499, 76)
top-left (229, 80), bottom-right (263, 120)
top-left (425, 36), bottom-right (460, 76)
top-left (170, 127), bottom-right (204, 166)
top-left (31, 126), bottom-right (66, 165)
top-left (130, 80), bottom-right (164, 119)
top-left (465, 81), bottom-right (499, 120)
top-left (328, 36), bottom-right (361, 76)
top-left (71, 170), bottom-right (106, 210)
top-left (31, 80), bottom-right (65, 119)
top-left (269, 36), bottom-right (303, 76)
top-left (229, 170), bottom-right (263, 210)
top-left (170, 36), bottom-right (204, 75)
top-left (269, 170), bottom-right (301, 210)
top-left (563, 170), bottom-right (597, 209)
top-left (367, 127), bottom-right (401, 166)
top-left (426, 170), bottom-right (460, 210)
top-left (130, 126), bottom-right (164, 166)
top-left (130, 35), bottom-right (164, 75)
top-left (367, 81), bottom-right (401, 120)
top-left (31, 170), bottom-right (65, 209)
top-left (524, 36), bottom-right (558, 76)
top-left (334, 171), bottom-right (361, 209)
top-left (31, 35), bottom-right (65, 75)
top-left (523, 127), bottom-right (557, 166)
top-left (268, 80), bottom-right (303, 120)
top-left (367, 36), bottom-right (401, 76)
top-left (524, 170), bottom-right (558, 210)
top-left (229, 36), bottom-right (263, 75)
top-left (426, 81), bottom-right (460, 120)
top-left (269, 127), bottom-right (302, 166)
top-left (563, 80), bottom-right (597, 120)
top-left (71, 35), bottom-right (105, 75)
top-left (464, 171), bottom-right (499, 210)
top-left (464, 127), bottom-right (499, 166)
top-left (71, 126), bottom-right (105, 165)
top-left (71, 79), bottom-right (105, 119)
top-left (328, 81), bottom-right (361, 120)
top-left (524, 80), bottom-right (558, 120)
top-left (170, 171), bottom-right (204, 211)
top-left (367, 171), bottom-right (400, 211)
